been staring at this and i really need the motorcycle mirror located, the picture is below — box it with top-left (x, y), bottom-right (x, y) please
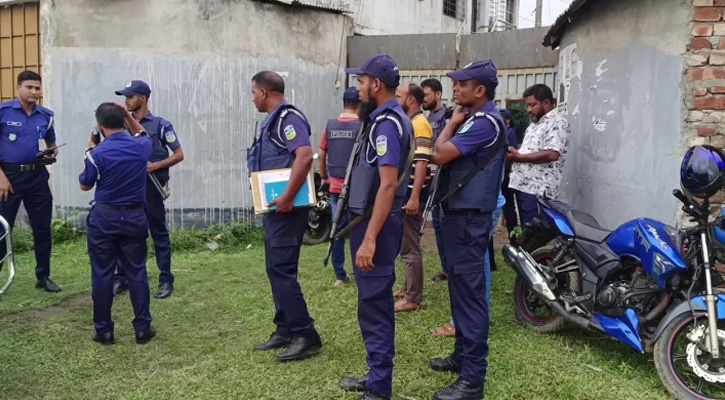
top-left (313, 153), bottom-right (319, 160)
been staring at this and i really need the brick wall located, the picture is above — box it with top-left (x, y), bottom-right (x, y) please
top-left (688, 0), bottom-right (725, 152)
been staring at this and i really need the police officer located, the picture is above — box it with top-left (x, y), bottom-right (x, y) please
top-left (339, 54), bottom-right (412, 400)
top-left (113, 80), bottom-right (184, 299)
top-left (0, 71), bottom-right (60, 293)
top-left (318, 86), bottom-right (362, 286)
top-left (80, 103), bottom-right (156, 345)
top-left (428, 61), bottom-right (507, 400)
top-left (499, 109), bottom-right (519, 241)
top-left (248, 71), bottom-right (322, 361)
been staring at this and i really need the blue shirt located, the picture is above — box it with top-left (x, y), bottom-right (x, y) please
top-left (368, 99), bottom-right (403, 169)
top-left (141, 112), bottom-right (180, 161)
top-left (0, 99), bottom-right (56, 164)
top-left (449, 101), bottom-right (499, 156)
top-left (79, 133), bottom-right (152, 205)
top-left (261, 101), bottom-right (312, 154)
top-left (507, 126), bottom-right (518, 148)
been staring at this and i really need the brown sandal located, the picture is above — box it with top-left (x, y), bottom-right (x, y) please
top-left (393, 290), bottom-right (406, 299)
top-left (429, 322), bottom-right (456, 337)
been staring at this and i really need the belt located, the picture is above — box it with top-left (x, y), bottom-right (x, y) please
top-left (95, 203), bottom-right (144, 211)
top-left (0, 162), bottom-right (41, 172)
top-left (441, 206), bottom-right (486, 216)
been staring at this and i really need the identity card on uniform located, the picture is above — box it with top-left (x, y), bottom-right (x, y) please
top-left (250, 168), bottom-right (316, 214)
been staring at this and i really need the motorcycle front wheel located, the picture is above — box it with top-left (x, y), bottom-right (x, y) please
top-left (654, 313), bottom-right (725, 400)
top-left (302, 209), bottom-right (331, 246)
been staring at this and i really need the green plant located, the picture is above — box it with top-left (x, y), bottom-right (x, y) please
top-left (509, 102), bottom-right (530, 144)
top-left (50, 211), bottom-right (84, 244)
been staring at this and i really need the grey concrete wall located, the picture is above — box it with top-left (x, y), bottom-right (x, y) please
top-left (41, 0), bottom-right (353, 228)
top-left (348, 0), bottom-right (467, 36)
top-left (557, 0), bottom-right (691, 229)
top-left (347, 27), bottom-right (556, 71)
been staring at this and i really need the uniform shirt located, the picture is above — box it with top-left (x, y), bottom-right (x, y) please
top-left (509, 109), bottom-right (570, 199)
top-left (0, 99), bottom-right (56, 164)
top-left (448, 101), bottom-right (500, 157)
top-left (79, 133), bottom-right (153, 205)
top-left (427, 106), bottom-right (447, 145)
top-left (263, 101), bottom-right (311, 157)
top-left (407, 113), bottom-right (433, 193)
top-left (507, 126), bottom-right (518, 148)
top-left (319, 112), bottom-right (359, 194)
top-left (369, 99), bottom-right (403, 170)
top-left (141, 112), bottom-right (181, 162)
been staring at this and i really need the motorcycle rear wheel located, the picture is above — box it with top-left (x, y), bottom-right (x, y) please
top-left (654, 313), bottom-right (725, 400)
top-left (512, 246), bottom-right (566, 334)
top-left (303, 209), bottom-right (331, 246)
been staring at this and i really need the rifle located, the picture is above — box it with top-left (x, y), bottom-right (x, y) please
top-left (323, 128), bottom-right (367, 267)
top-left (419, 165), bottom-right (442, 238)
top-left (322, 124), bottom-right (415, 266)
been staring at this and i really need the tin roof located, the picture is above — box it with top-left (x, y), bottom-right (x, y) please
top-left (543, 0), bottom-right (599, 49)
top-left (254, 0), bottom-right (350, 14)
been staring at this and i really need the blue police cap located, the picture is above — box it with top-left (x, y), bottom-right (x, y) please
top-left (343, 87), bottom-right (361, 103)
top-left (447, 60), bottom-right (499, 88)
top-left (115, 80), bottom-right (151, 98)
top-left (346, 54), bottom-right (400, 88)
top-left (500, 109), bottom-right (513, 120)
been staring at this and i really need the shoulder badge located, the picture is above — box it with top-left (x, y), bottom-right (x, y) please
top-left (458, 119), bottom-right (475, 134)
top-left (284, 124), bottom-right (297, 140)
top-left (376, 135), bottom-right (387, 156)
top-left (164, 129), bottom-right (177, 143)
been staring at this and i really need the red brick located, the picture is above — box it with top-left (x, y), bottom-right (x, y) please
top-left (694, 23), bottom-right (715, 36)
top-left (697, 7), bottom-right (722, 21)
top-left (693, 96), bottom-right (725, 109)
top-left (697, 125), bottom-right (718, 136)
top-left (696, 87), bottom-right (709, 96)
top-left (688, 68), bottom-right (725, 80)
top-left (692, 37), bottom-right (714, 49)
top-left (715, 0), bottom-right (725, 5)
top-left (713, 86), bottom-right (725, 93)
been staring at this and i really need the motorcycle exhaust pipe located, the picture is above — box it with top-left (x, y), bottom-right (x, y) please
top-left (502, 244), bottom-right (603, 333)
top-left (503, 244), bottom-right (556, 301)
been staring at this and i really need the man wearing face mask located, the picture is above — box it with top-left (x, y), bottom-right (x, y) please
top-left (0, 71), bottom-right (60, 293)
top-left (428, 61), bottom-right (507, 400)
top-left (113, 80), bottom-right (184, 300)
top-left (338, 54), bottom-right (412, 400)
top-left (80, 103), bottom-right (156, 345)
top-left (248, 71), bottom-right (322, 362)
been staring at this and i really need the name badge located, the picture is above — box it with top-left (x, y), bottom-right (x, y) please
top-left (9, 133), bottom-right (16, 142)
top-left (6, 121), bottom-right (21, 127)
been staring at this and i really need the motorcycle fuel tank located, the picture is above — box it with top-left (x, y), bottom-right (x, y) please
top-left (606, 218), bottom-right (687, 288)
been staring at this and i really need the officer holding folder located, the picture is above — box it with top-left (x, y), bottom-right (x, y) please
top-left (247, 71), bottom-right (322, 362)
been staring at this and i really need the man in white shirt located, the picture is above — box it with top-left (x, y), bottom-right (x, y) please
top-left (507, 84), bottom-right (570, 226)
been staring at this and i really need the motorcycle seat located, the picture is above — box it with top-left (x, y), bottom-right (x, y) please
top-left (568, 210), bottom-right (612, 243)
top-left (538, 198), bottom-right (611, 243)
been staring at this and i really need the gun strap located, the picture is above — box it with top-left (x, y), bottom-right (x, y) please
top-left (431, 113), bottom-right (506, 209)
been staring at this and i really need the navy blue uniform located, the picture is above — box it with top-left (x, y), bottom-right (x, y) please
top-left (348, 99), bottom-right (412, 397)
top-left (114, 113), bottom-right (179, 285)
top-left (439, 101), bottom-right (506, 387)
top-left (249, 101), bottom-right (318, 339)
top-left (81, 133), bottom-right (153, 335)
top-left (0, 99), bottom-right (55, 281)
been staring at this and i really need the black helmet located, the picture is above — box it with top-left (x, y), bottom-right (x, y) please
top-left (680, 145), bottom-right (725, 199)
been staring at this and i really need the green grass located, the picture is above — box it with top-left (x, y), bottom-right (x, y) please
top-left (0, 239), bottom-right (675, 400)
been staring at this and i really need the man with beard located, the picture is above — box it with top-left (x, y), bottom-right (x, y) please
top-left (428, 60), bottom-right (507, 400)
top-left (114, 80), bottom-right (185, 299)
top-left (0, 71), bottom-right (61, 293)
top-left (508, 84), bottom-right (570, 225)
top-left (393, 83), bottom-right (432, 312)
top-left (420, 78), bottom-right (450, 283)
top-left (339, 54), bottom-right (412, 400)
top-left (248, 71), bottom-right (322, 362)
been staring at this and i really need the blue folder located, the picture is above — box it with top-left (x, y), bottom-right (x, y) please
top-left (265, 180), bottom-right (311, 211)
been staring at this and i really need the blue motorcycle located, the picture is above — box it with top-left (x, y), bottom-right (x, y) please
top-left (504, 146), bottom-right (725, 400)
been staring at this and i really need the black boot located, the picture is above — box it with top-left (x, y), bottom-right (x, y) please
top-left (358, 390), bottom-right (390, 400)
top-left (254, 332), bottom-right (293, 351)
top-left (92, 331), bottom-right (115, 346)
top-left (276, 331), bottom-right (322, 361)
top-left (36, 278), bottom-right (61, 293)
top-left (429, 355), bottom-right (463, 373)
top-left (135, 327), bottom-right (157, 345)
top-left (433, 378), bottom-right (484, 400)
top-left (154, 282), bottom-right (173, 299)
top-left (340, 375), bottom-right (368, 392)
